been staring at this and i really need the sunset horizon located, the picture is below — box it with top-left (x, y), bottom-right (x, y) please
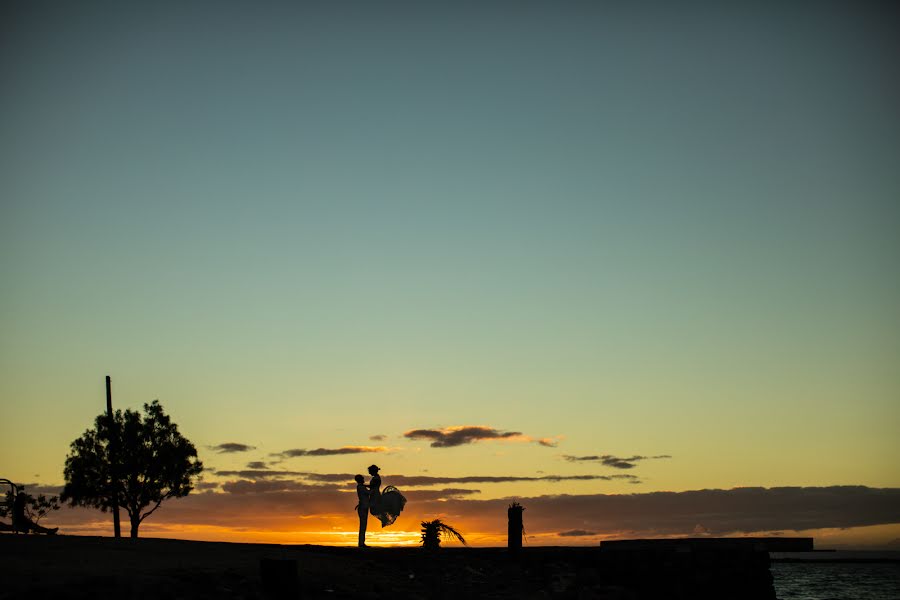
top-left (12, 379), bottom-right (900, 550)
top-left (2, 0), bottom-right (898, 560)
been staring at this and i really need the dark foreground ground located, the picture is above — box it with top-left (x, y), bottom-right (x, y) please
top-left (1, 534), bottom-right (781, 599)
top-left (0, 535), bottom-right (621, 599)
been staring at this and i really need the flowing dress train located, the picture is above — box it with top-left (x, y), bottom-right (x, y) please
top-left (368, 474), bottom-right (406, 527)
top-left (375, 486), bottom-right (406, 527)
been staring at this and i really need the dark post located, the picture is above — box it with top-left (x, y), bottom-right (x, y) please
top-left (106, 375), bottom-right (121, 538)
top-left (508, 501), bottom-right (524, 554)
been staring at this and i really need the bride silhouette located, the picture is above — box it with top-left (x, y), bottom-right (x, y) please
top-left (367, 464), bottom-right (406, 527)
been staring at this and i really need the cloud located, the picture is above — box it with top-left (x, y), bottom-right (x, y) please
top-left (404, 488), bottom-right (482, 501)
top-left (195, 481), bottom-right (221, 491)
top-left (558, 529), bottom-right (597, 537)
top-left (409, 486), bottom-right (900, 538)
top-left (42, 485), bottom-right (900, 544)
top-left (273, 446), bottom-right (388, 458)
top-left (210, 470), bottom-right (641, 486)
top-left (437, 486), bottom-right (900, 537)
top-left (214, 469), bottom-right (306, 479)
top-left (563, 454), bottom-right (671, 469)
top-left (404, 426), bottom-right (523, 447)
top-left (369, 434), bottom-right (387, 442)
top-left (246, 462), bottom-right (268, 470)
top-left (209, 443), bottom-right (256, 454)
top-left (386, 474), bottom-right (640, 486)
top-left (14, 483), bottom-right (63, 495)
top-left (537, 438), bottom-right (559, 448)
top-left (217, 479), bottom-right (479, 500)
top-left (222, 480), bottom-right (341, 495)
top-left (289, 472), bottom-right (640, 486)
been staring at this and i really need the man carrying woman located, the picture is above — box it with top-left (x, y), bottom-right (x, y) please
top-left (355, 465), bottom-right (407, 547)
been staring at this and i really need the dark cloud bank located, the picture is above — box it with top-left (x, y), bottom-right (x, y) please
top-left (45, 479), bottom-right (900, 539)
top-left (229, 485), bottom-right (900, 535)
top-left (494, 486), bottom-right (900, 535)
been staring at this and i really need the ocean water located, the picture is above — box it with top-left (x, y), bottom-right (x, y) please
top-left (772, 561), bottom-right (900, 600)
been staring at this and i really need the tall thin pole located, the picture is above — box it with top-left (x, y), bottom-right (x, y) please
top-left (106, 375), bottom-right (121, 538)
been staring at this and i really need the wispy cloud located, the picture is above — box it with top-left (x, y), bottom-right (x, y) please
top-left (563, 454), bottom-right (671, 469)
top-left (195, 481), bottom-right (221, 491)
top-left (272, 446), bottom-right (388, 458)
top-left (558, 529), bottom-right (597, 537)
top-left (404, 488), bottom-right (481, 501)
top-left (196, 480), bottom-right (485, 505)
top-left (222, 480), bottom-right (341, 495)
top-left (209, 443), bottom-right (257, 454)
top-left (383, 473), bottom-right (640, 486)
top-left (537, 437), bottom-right (560, 448)
top-left (210, 470), bottom-right (640, 486)
top-left (369, 434), bottom-right (387, 442)
top-left (404, 426), bottom-right (523, 447)
top-left (246, 461), bottom-right (268, 470)
top-left (213, 469), bottom-right (305, 479)
top-left (16, 483), bottom-right (63, 495)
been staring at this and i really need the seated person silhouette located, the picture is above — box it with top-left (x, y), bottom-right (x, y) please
top-left (12, 487), bottom-right (58, 535)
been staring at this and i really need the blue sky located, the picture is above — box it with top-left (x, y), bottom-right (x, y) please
top-left (1, 1), bottom-right (898, 544)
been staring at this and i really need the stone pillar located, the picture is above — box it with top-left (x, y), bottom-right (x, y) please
top-left (508, 501), bottom-right (524, 553)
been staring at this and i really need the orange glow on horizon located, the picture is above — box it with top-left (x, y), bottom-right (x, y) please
top-left (48, 514), bottom-right (900, 550)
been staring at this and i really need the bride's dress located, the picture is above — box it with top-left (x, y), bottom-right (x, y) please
top-left (369, 474), bottom-right (406, 527)
top-left (375, 486), bottom-right (406, 527)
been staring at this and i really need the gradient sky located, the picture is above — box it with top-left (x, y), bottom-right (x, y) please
top-left (1, 1), bottom-right (898, 546)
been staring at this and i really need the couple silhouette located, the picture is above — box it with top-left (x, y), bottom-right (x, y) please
top-left (355, 465), bottom-right (406, 547)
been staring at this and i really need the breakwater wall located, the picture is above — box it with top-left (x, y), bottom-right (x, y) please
top-left (593, 537), bottom-right (813, 599)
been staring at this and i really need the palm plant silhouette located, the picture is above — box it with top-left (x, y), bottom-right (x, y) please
top-left (420, 519), bottom-right (467, 550)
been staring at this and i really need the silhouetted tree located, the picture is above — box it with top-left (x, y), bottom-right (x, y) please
top-left (420, 519), bottom-right (467, 550)
top-left (62, 400), bottom-right (203, 538)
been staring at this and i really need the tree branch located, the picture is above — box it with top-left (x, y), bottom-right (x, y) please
top-left (139, 499), bottom-right (164, 523)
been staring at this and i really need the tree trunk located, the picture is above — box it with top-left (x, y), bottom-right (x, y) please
top-left (130, 515), bottom-right (140, 538)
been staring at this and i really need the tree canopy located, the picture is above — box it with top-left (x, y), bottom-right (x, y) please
top-left (62, 400), bottom-right (203, 538)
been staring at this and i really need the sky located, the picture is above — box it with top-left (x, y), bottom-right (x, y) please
top-left (1, 1), bottom-right (899, 547)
